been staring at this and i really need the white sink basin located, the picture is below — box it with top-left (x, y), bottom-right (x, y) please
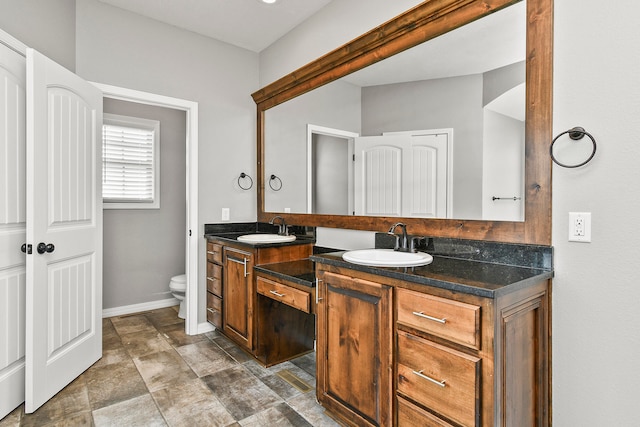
top-left (237, 234), bottom-right (296, 244)
top-left (342, 249), bottom-right (433, 267)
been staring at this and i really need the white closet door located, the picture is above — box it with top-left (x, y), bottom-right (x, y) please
top-left (402, 133), bottom-right (448, 218)
top-left (25, 49), bottom-right (103, 413)
top-left (354, 135), bottom-right (408, 216)
top-left (0, 42), bottom-right (27, 420)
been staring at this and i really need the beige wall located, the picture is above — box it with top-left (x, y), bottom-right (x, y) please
top-left (552, 0), bottom-right (640, 425)
top-left (0, 0), bottom-right (75, 71)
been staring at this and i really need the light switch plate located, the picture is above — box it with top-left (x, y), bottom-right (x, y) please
top-left (569, 212), bottom-right (591, 242)
top-left (221, 208), bottom-right (230, 221)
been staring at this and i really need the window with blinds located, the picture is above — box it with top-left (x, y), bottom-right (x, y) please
top-left (102, 114), bottom-right (160, 209)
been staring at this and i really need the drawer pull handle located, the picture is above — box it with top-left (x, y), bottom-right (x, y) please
top-left (269, 290), bottom-right (286, 297)
top-left (413, 370), bottom-right (446, 387)
top-left (412, 311), bottom-right (446, 324)
top-left (207, 251), bottom-right (219, 255)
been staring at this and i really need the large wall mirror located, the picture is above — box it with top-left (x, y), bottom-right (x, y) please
top-left (252, 0), bottom-right (552, 245)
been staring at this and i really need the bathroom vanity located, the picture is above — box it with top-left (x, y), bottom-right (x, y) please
top-left (204, 224), bottom-right (314, 361)
top-left (311, 248), bottom-right (552, 427)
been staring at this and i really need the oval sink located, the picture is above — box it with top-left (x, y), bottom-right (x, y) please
top-left (237, 234), bottom-right (296, 244)
top-left (342, 249), bottom-right (433, 267)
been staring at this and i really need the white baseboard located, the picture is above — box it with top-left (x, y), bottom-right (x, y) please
top-left (197, 321), bottom-right (216, 334)
top-left (103, 298), bottom-right (179, 318)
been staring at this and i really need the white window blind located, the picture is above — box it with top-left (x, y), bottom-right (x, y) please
top-left (102, 114), bottom-right (160, 209)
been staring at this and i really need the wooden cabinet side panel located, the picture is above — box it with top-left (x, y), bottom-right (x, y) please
top-left (498, 283), bottom-right (549, 427)
top-left (317, 269), bottom-right (393, 427)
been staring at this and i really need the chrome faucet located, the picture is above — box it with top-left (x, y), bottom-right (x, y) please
top-left (269, 215), bottom-right (288, 236)
top-left (388, 222), bottom-right (409, 252)
top-left (388, 222), bottom-right (425, 253)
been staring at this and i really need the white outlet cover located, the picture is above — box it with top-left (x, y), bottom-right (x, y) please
top-left (569, 212), bottom-right (591, 242)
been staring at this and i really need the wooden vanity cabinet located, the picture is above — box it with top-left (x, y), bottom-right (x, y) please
top-left (395, 282), bottom-right (550, 427)
top-left (255, 274), bottom-right (315, 366)
top-left (316, 265), bottom-right (394, 427)
top-left (223, 246), bottom-right (255, 350)
top-left (206, 241), bottom-right (223, 328)
top-left (206, 237), bottom-right (312, 354)
top-left (315, 263), bottom-right (550, 427)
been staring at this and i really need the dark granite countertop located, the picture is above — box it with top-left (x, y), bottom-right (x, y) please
top-left (254, 259), bottom-right (316, 288)
top-left (205, 232), bottom-right (316, 249)
top-left (310, 251), bottom-right (553, 299)
top-left (204, 222), bottom-right (316, 249)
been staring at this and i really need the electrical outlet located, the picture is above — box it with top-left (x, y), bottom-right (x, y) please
top-left (569, 212), bottom-right (591, 242)
top-left (284, 207), bottom-right (291, 213)
top-left (221, 208), bottom-right (230, 221)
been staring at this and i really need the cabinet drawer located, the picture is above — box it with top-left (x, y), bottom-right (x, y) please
top-left (397, 331), bottom-right (480, 427)
top-left (207, 292), bottom-right (222, 312)
top-left (397, 396), bottom-right (455, 427)
top-left (206, 263), bottom-right (223, 297)
top-left (397, 288), bottom-right (480, 349)
top-left (256, 276), bottom-right (311, 313)
top-left (206, 242), bottom-right (223, 264)
top-left (206, 308), bottom-right (222, 328)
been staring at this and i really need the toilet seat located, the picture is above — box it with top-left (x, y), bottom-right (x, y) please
top-left (169, 274), bottom-right (187, 291)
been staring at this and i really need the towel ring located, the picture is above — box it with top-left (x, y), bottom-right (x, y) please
top-left (269, 174), bottom-right (282, 191)
top-left (238, 172), bottom-right (253, 190)
top-left (550, 127), bottom-right (597, 168)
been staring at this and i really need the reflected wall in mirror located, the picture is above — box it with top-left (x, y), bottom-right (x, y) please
top-left (253, 0), bottom-right (553, 245)
top-left (265, 2), bottom-right (526, 222)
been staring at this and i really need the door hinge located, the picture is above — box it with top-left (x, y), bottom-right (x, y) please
top-left (189, 229), bottom-right (192, 236)
top-left (352, 154), bottom-right (355, 162)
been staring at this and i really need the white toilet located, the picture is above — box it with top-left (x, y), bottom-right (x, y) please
top-left (169, 274), bottom-right (187, 319)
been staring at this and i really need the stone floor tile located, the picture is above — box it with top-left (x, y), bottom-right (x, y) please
top-left (152, 378), bottom-right (235, 427)
top-left (110, 314), bottom-right (157, 336)
top-left (0, 405), bottom-right (22, 427)
top-left (202, 365), bottom-right (283, 421)
top-left (20, 375), bottom-right (90, 427)
top-left (134, 349), bottom-right (197, 392)
top-left (158, 322), bottom-right (207, 347)
top-left (120, 329), bottom-right (173, 359)
top-left (290, 352), bottom-right (316, 377)
top-left (175, 340), bottom-right (237, 377)
top-left (238, 402), bottom-right (312, 427)
top-left (144, 306), bottom-right (183, 329)
top-left (39, 411), bottom-right (93, 427)
top-left (85, 359), bottom-right (148, 410)
top-left (286, 393), bottom-right (341, 427)
top-left (92, 394), bottom-right (166, 427)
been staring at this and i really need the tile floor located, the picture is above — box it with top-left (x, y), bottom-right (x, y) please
top-left (0, 306), bottom-right (340, 427)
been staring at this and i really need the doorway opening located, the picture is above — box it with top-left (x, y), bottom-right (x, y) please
top-left (93, 83), bottom-right (200, 335)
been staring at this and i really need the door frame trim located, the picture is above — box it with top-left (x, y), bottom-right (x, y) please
top-left (91, 82), bottom-right (201, 335)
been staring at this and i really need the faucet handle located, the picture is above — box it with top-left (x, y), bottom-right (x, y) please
top-left (409, 236), bottom-right (427, 253)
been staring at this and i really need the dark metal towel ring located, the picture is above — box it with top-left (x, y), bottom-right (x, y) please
top-left (550, 126), bottom-right (597, 168)
top-left (269, 174), bottom-right (282, 191)
top-left (238, 172), bottom-right (253, 190)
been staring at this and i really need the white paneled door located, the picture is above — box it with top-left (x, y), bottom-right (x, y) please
top-left (0, 41), bottom-right (27, 420)
top-left (354, 132), bottom-right (449, 218)
top-left (25, 49), bottom-right (103, 413)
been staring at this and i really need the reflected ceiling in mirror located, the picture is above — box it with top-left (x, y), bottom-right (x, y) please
top-left (264, 1), bottom-right (527, 222)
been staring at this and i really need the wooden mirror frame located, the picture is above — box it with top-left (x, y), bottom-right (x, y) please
top-left (252, 0), bottom-right (552, 246)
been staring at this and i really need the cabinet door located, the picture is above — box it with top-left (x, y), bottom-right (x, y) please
top-left (223, 247), bottom-right (253, 350)
top-left (316, 269), bottom-right (393, 427)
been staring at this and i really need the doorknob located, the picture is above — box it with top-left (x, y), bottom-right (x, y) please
top-left (37, 243), bottom-right (55, 254)
top-left (21, 243), bottom-right (32, 254)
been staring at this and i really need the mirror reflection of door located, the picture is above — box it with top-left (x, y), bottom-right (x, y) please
top-left (355, 130), bottom-right (450, 218)
top-left (307, 125), bottom-right (358, 215)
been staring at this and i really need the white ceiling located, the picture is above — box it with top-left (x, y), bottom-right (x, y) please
top-left (97, 0), bottom-right (334, 52)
